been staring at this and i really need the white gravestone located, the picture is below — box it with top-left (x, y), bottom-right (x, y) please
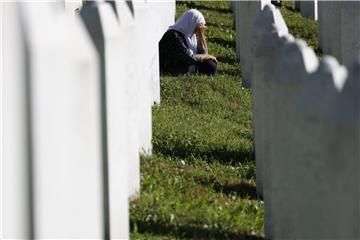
top-left (233, 1), bottom-right (241, 59)
top-left (147, 0), bottom-right (176, 42)
top-left (287, 56), bottom-right (356, 238)
top-left (251, 4), bottom-right (288, 197)
top-left (317, 1), bottom-right (342, 59)
top-left (266, 38), bottom-right (319, 239)
top-left (340, 2), bottom-right (360, 68)
top-left (133, 0), bottom-right (154, 154)
top-left (108, 0), bottom-right (142, 198)
top-left (298, 0), bottom-right (318, 20)
top-left (64, 0), bottom-right (82, 14)
top-left (2, 3), bottom-right (33, 238)
top-left (318, 1), bottom-right (360, 67)
top-left (20, 3), bottom-right (104, 238)
top-left (236, 0), bottom-right (270, 88)
top-left (80, 2), bottom-right (130, 238)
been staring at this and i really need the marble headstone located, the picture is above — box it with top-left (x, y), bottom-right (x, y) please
top-left (21, 3), bottom-right (104, 238)
top-left (287, 56), bottom-right (356, 238)
top-left (250, 4), bottom-right (288, 197)
top-left (340, 2), bottom-right (360, 68)
top-left (266, 38), bottom-right (319, 239)
top-left (298, 0), bottom-right (318, 20)
top-left (108, 0), bottom-right (142, 198)
top-left (317, 1), bottom-right (342, 59)
top-left (235, 0), bottom-right (271, 88)
top-left (80, 1), bottom-right (130, 238)
top-left (133, 0), bottom-right (154, 154)
top-left (2, 3), bottom-right (33, 238)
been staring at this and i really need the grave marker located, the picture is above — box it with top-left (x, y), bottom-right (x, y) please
top-left (298, 0), bottom-right (318, 20)
top-left (235, 0), bottom-right (271, 88)
top-left (21, 3), bottom-right (104, 237)
top-left (2, 3), bottom-right (33, 238)
top-left (251, 4), bottom-right (288, 197)
top-left (266, 38), bottom-right (319, 239)
top-left (80, 2), bottom-right (130, 238)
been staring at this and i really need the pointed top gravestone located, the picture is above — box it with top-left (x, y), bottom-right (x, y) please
top-left (2, 3), bottom-right (33, 238)
top-left (80, 2), bottom-right (130, 238)
top-left (234, 0), bottom-right (271, 88)
top-left (251, 3), bottom-right (288, 197)
top-left (107, 0), bottom-right (144, 198)
top-left (20, 2), bottom-right (104, 237)
top-left (287, 55), bottom-right (358, 239)
top-left (266, 37), bottom-right (319, 239)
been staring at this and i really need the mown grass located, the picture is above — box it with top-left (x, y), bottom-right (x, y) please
top-left (130, 1), bottom-right (318, 239)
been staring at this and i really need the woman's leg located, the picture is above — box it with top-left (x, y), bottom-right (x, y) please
top-left (198, 59), bottom-right (217, 76)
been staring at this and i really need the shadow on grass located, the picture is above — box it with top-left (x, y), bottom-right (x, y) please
top-left (217, 68), bottom-right (241, 77)
top-left (177, 1), bottom-right (233, 15)
top-left (214, 181), bottom-right (261, 200)
top-left (154, 144), bottom-right (254, 165)
top-left (216, 55), bottom-right (238, 66)
top-left (131, 220), bottom-right (264, 240)
top-left (194, 177), bottom-right (260, 200)
top-left (192, 3), bottom-right (233, 14)
top-left (208, 37), bottom-right (236, 50)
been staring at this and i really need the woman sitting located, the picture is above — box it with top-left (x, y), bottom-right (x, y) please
top-left (159, 9), bottom-right (218, 76)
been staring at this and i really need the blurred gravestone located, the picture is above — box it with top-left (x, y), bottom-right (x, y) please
top-left (145, 0), bottom-right (175, 104)
top-left (80, 1), bottom-right (130, 238)
top-left (267, 38), bottom-right (319, 239)
top-left (21, 2), bottom-right (104, 238)
top-left (2, 3), bottom-right (33, 238)
top-left (64, 0), bottom-right (82, 14)
top-left (298, 0), bottom-right (318, 20)
top-left (132, 0), bottom-right (154, 154)
top-left (107, 0), bottom-right (142, 198)
top-left (340, 2), bottom-right (360, 68)
top-left (318, 1), bottom-right (360, 67)
top-left (251, 4), bottom-right (288, 198)
top-left (318, 1), bottom-right (342, 59)
top-left (288, 56), bottom-right (357, 238)
top-left (234, 0), bottom-right (271, 88)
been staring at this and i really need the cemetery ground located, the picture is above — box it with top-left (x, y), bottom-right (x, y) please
top-left (130, 1), bottom-right (318, 239)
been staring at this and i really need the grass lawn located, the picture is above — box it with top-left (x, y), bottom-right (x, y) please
top-left (130, 1), bottom-right (318, 239)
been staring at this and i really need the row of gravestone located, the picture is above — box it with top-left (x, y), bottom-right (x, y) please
top-left (2, 1), bottom-right (175, 239)
top-left (250, 4), bottom-right (359, 239)
top-left (232, 0), bottom-right (360, 88)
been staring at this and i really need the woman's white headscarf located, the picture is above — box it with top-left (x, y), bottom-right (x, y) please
top-left (169, 9), bottom-right (206, 55)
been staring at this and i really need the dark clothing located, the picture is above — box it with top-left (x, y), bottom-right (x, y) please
top-left (198, 59), bottom-right (217, 76)
top-left (159, 29), bottom-right (216, 76)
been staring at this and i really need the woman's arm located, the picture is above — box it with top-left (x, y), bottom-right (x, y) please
top-left (196, 24), bottom-right (208, 54)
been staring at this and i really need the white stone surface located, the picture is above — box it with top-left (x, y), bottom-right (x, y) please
top-left (318, 1), bottom-right (342, 59)
top-left (233, 1), bottom-right (241, 59)
top-left (235, 0), bottom-right (271, 88)
top-left (109, 0), bottom-right (142, 198)
top-left (286, 55), bottom-right (357, 238)
top-left (133, 0), bottom-right (154, 154)
top-left (318, 1), bottom-right (360, 67)
top-left (251, 3), bottom-right (288, 197)
top-left (340, 2), bottom-right (360, 68)
top-left (80, 2), bottom-right (130, 238)
top-left (2, 3), bottom-right (32, 238)
top-left (298, 0), bottom-right (318, 20)
top-left (146, 0), bottom-right (175, 105)
top-left (267, 38), bottom-right (319, 239)
top-left (64, 0), bottom-right (82, 14)
top-left (21, 3), bottom-right (104, 238)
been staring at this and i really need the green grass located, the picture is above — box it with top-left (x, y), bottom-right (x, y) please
top-left (130, 1), bottom-right (318, 239)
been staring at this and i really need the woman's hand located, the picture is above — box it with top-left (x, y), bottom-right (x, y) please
top-left (196, 23), bottom-right (206, 37)
top-left (199, 54), bottom-right (218, 64)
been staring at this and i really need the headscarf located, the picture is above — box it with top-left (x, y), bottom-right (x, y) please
top-left (169, 9), bottom-right (206, 55)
